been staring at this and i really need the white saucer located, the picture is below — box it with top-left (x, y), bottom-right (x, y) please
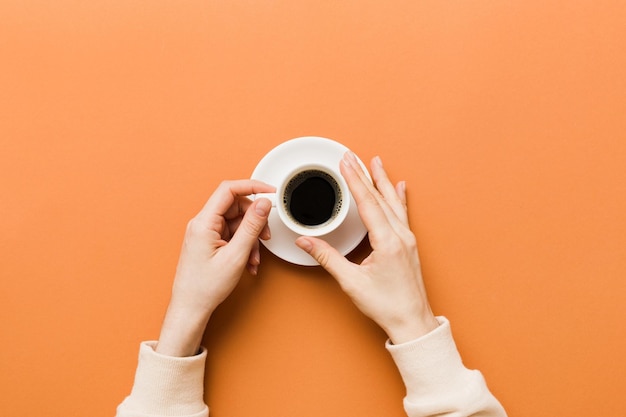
top-left (251, 136), bottom-right (370, 266)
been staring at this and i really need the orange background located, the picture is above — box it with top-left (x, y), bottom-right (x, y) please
top-left (1, 1), bottom-right (625, 416)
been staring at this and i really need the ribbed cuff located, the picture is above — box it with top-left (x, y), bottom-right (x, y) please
top-left (385, 317), bottom-right (467, 401)
top-left (117, 341), bottom-right (209, 417)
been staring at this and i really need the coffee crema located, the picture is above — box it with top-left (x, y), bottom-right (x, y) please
top-left (282, 169), bottom-right (343, 227)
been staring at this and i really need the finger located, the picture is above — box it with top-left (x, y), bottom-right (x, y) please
top-left (259, 222), bottom-right (271, 241)
top-left (223, 197), bottom-right (272, 263)
top-left (395, 181), bottom-right (409, 224)
top-left (226, 209), bottom-right (271, 241)
top-left (340, 152), bottom-right (394, 244)
top-left (222, 196), bottom-right (254, 221)
top-left (246, 240), bottom-right (261, 276)
top-left (259, 223), bottom-right (272, 240)
top-left (345, 151), bottom-right (381, 199)
top-left (197, 180), bottom-right (275, 222)
top-left (395, 181), bottom-right (407, 206)
top-left (370, 156), bottom-right (409, 225)
top-left (357, 155), bottom-right (407, 228)
top-left (347, 152), bottom-right (409, 235)
top-left (246, 263), bottom-right (259, 276)
top-left (249, 240), bottom-right (260, 266)
top-left (295, 236), bottom-right (354, 281)
top-left (226, 217), bottom-right (242, 240)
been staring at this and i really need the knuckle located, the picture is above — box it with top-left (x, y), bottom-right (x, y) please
top-left (402, 232), bottom-right (418, 251)
top-left (384, 237), bottom-right (405, 257)
top-left (241, 217), bottom-right (263, 237)
top-left (360, 199), bottom-right (381, 219)
top-left (217, 180), bottom-right (234, 193)
top-left (314, 248), bottom-right (330, 267)
top-left (186, 217), bottom-right (217, 240)
top-left (186, 218), bottom-right (203, 235)
top-left (362, 193), bottom-right (381, 208)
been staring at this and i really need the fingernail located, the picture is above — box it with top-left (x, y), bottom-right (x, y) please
top-left (374, 155), bottom-right (383, 167)
top-left (255, 198), bottom-right (271, 216)
top-left (342, 152), bottom-right (352, 167)
top-left (343, 151), bottom-right (359, 170)
top-left (296, 237), bottom-right (313, 253)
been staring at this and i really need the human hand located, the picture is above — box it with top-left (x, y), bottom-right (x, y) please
top-left (157, 180), bottom-right (275, 356)
top-left (296, 152), bottom-right (439, 344)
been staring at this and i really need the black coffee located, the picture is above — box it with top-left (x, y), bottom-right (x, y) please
top-left (283, 170), bottom-right (342, 227)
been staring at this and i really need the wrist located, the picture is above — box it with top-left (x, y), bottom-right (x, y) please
top-left (156, 304), bottom-right (212, 357)
top-left (384, 312), bottom-right (440, 345)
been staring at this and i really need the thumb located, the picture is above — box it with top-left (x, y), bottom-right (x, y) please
top-left (295, 236), bottom-right (353, 279)
top-left (227, 198), bottom-right (272, 259)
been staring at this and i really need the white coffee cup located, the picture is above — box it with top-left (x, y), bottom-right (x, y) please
top-left (254, 164), bottom-right (350, 237)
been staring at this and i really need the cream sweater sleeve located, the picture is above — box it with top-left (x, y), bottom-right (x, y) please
top-left (386, 316), bottom-right (507, 417)
top-left (116, 341), bottom-right (209, 417)
top-left (117, 318), bottom-right (505, 417)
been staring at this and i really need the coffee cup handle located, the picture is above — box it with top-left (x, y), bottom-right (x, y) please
top-left (251, 192), bottom-right (277, 207)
